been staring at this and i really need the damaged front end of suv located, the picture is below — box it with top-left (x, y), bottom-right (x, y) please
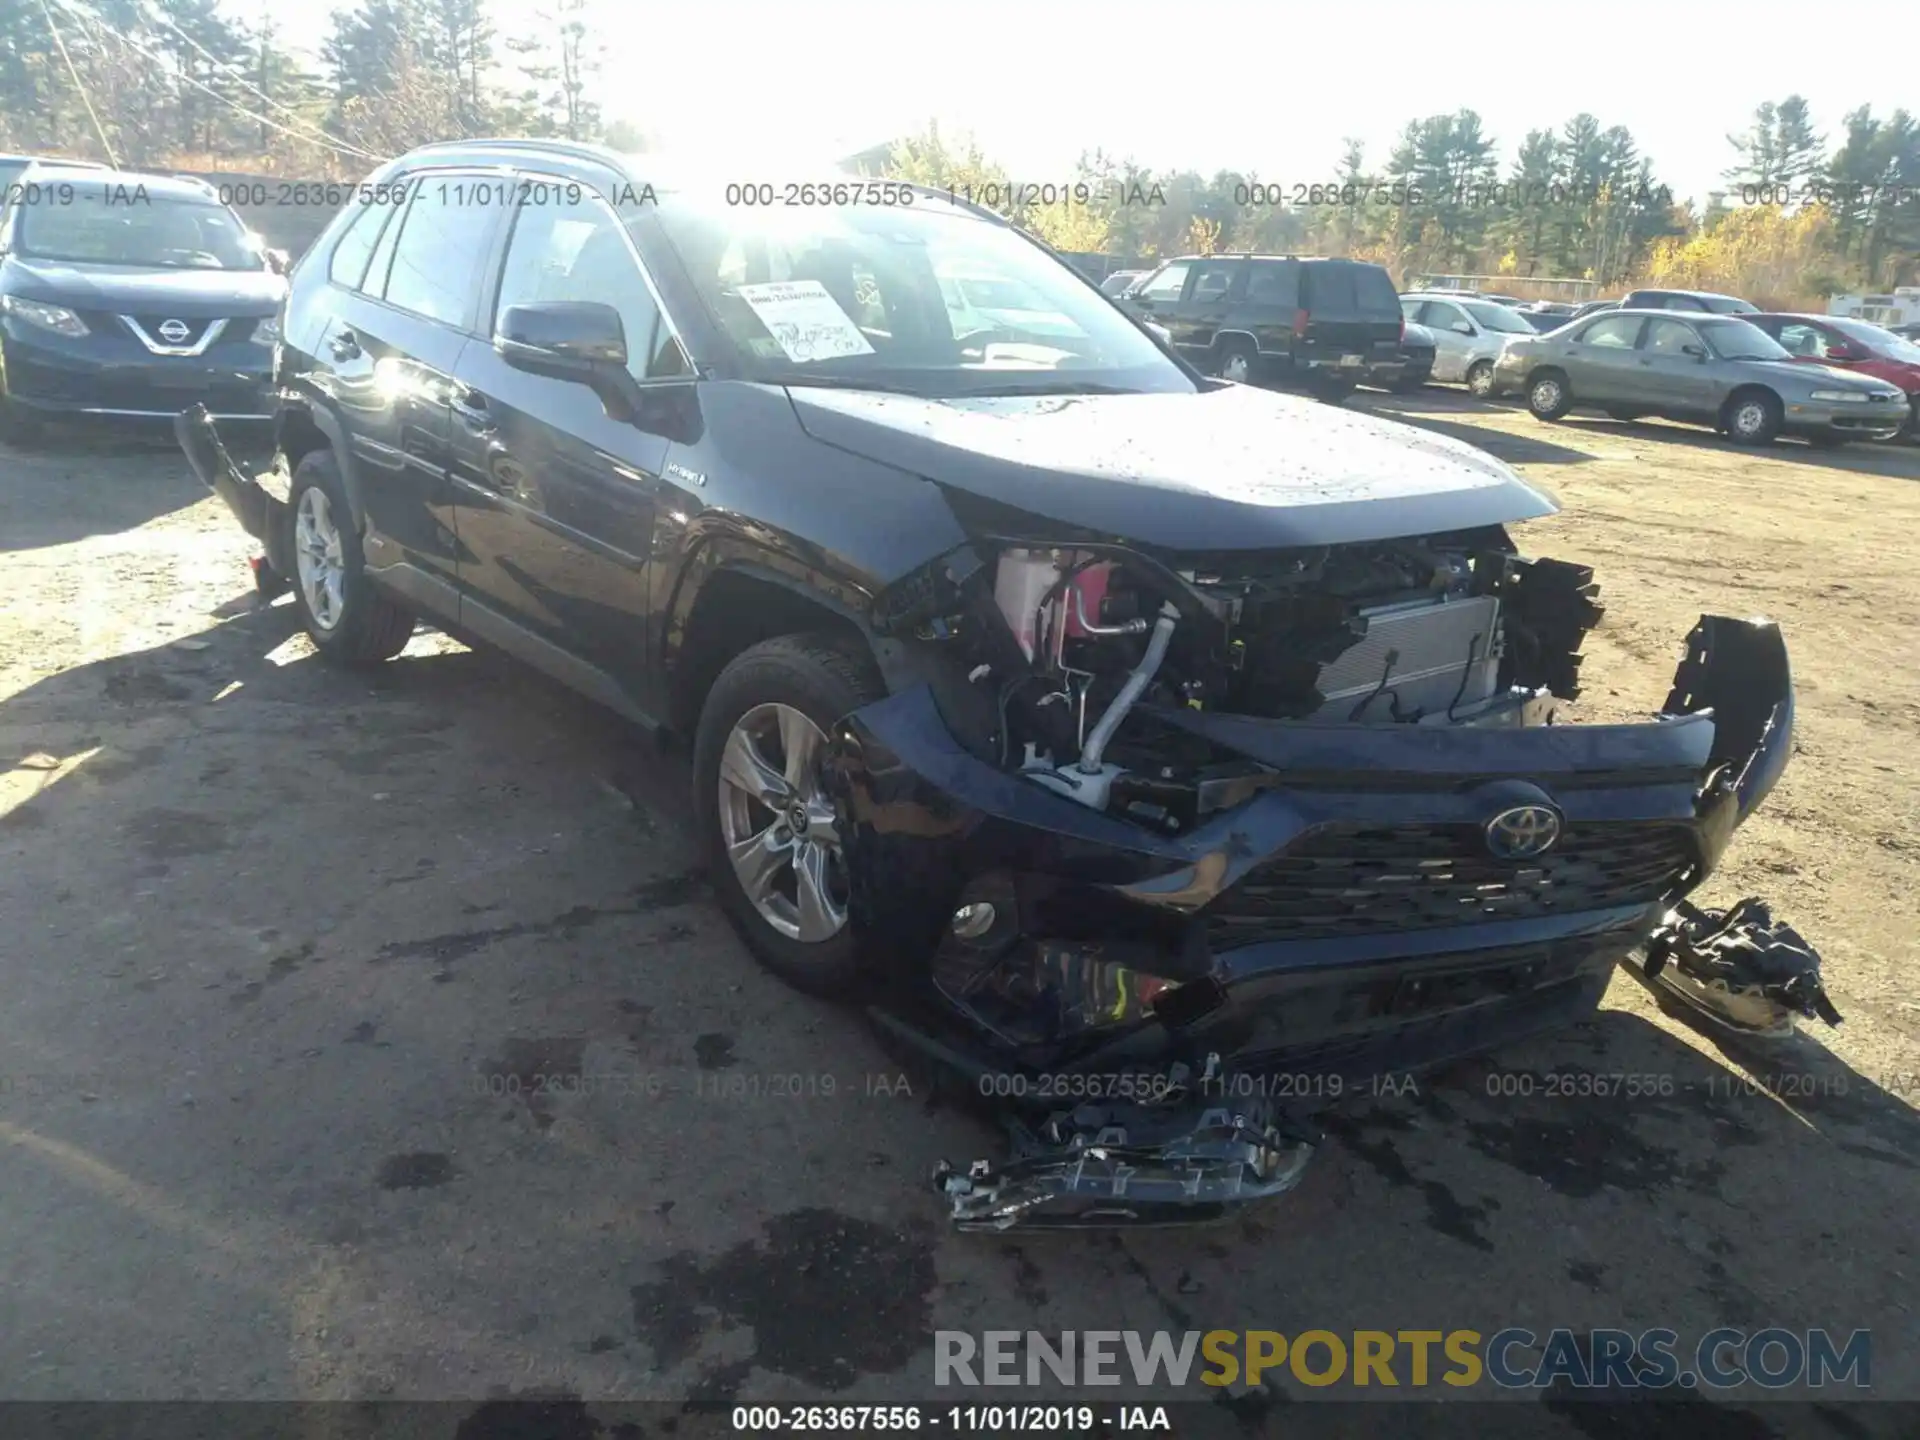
top-left (825, 497), bottom-right (1834, 1232)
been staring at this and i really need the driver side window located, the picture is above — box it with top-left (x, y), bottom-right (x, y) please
top-left (1136, 263), bottom-right (1190, 302)
top-left (495, 185), bottom-right (691, 380)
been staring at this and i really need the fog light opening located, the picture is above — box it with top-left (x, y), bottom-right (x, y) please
top-left (951, 902), bottom-right (997, 939)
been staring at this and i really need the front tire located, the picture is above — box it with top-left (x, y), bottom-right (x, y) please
top-left (1214, 339), bottom-right (1256, 384)
top-left (1723, 390), bottom-right (1782, 446)
top-left (286, 450), bottom-right (415, 665)
top-left (1526, 369), bottom-right (1573, 421)
top-left (693, 634), bottom-right (885, 997)
top-left (1465, 360), bottom-right (1496, 398)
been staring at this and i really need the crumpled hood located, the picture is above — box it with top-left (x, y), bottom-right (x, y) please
top-left (3, 257), bottom-right (285, 316)
top-left (787, 382), bottom-right (1557, 550)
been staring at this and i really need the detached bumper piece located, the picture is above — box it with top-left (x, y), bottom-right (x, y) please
top-left (934, 1086), bottom-right (1316, 1233)
top-left (1634, 897), bottom-right (1842, 1040)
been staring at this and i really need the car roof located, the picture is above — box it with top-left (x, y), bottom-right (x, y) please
top-left (13, 166), bottom-right (224, 201)
top-left (1625, 287), bottom-right (1747, 302)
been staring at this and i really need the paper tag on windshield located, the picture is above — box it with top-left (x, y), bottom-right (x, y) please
top-left (735, 280), bottom-right (875, 363)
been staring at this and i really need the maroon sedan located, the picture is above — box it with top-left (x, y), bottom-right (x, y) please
top-left (1746, 313), bottom-right (1920, 439)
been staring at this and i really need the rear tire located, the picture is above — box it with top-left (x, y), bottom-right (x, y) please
top-left (286, 450), bottom-right (415, 666)
top-left (1526, 369), bottom-right (1573, 421)
top-left (1723, 390), bottom-right (1782, 446)
top-left (1465, 360), bottom-right (1496, 398)
top-left (693, 633), bottom-right (886, 998)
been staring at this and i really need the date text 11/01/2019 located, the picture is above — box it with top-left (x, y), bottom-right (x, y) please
top-left (729, 1404), bottom-right (1168, 1432)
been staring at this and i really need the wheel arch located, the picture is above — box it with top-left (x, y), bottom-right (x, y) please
top-left (663, 544), bottom-right (878, 736)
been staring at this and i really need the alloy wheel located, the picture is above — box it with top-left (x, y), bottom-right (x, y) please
top-left (1732, 401), bottom-right (1767, 439)
top-left (1531, 378), bottom-right (1563, 412)
top-left (293, 485), bottom-right (347, 631)
top-left (716, 702), bottom-right (849, 943)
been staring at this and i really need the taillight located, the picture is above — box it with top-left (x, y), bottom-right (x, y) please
top-left (1292, 308), bottom-right (1309, 338)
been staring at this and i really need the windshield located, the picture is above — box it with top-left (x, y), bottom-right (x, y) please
top-left (1828, 316), bottom-right (1920, 361)
top-left (642, 187), bottom-right (1190, 396)
top-left (1462, 301), bottom-right (1535, 334)
top-left (1699, 318), bottom-right (1791, 362)
top-left (14, 186), bottom-right (265, 270)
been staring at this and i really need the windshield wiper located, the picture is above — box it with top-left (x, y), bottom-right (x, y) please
top-left (957, 379), bottom-right (1143, 397)
top-left (777, 375), bottom-right (933, 397)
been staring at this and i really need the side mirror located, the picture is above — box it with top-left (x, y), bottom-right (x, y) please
top-left (1452, 321), bottom-right (1475, 336)
top-left (1681, 343), bottom-right (1707, 359)
top-left (496, 301), bottom-right (641, 420)
top-left (1827, 345), bottom-right (1862, 361)
top-left (265, 248), bottom-right (291, 275)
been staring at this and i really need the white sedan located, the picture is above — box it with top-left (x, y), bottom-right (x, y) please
top-left (1399, 293), bottom-right (1540, 397)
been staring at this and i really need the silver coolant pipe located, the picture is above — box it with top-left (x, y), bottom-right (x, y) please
top-left (1078, 602), bottom-right (1179, 774)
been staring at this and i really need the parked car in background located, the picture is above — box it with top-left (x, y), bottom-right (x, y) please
top-left (1892, 322), bottom-right (1920, 342)
top-left (1744, 312), bottom-right (1920, 438)
top-left (1399, 291), bottom-right (1536, 396)
top-left (0, 166), bottom-right (288, 443)
top-left (1618, 288), bottom-right (1758, 315)
top-left (1099, 269), bottom-right (1147, 298)
top-left (1122, 253), bottom-right (1403, 401)
top-left (1493, 309), bottom-right (1909, 445)
top-left (1570, 298), bottom-right (1619, 319)
top-left (1375, 319), bottom-right (1434, 391)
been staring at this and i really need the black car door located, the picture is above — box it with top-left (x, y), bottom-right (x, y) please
top-left (446, 176), bottom-right (696, 706)
top-left (316, 171), bottom-right (509, 590)
top-left (1178, 258), bottom-right (1244, 355)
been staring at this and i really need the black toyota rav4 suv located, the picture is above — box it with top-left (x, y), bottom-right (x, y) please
top-left (181, 139), bottom-right (1828, 1229)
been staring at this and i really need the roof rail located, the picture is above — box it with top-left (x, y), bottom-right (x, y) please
top-left (407, 137), bottom-right (622, 167)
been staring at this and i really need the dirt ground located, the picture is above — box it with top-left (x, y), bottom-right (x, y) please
top-left (1, 394), bottom-right (1916, 1432)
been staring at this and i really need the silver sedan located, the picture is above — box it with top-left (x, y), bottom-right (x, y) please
top-left (1492, 310), bottom-right (1910, 445)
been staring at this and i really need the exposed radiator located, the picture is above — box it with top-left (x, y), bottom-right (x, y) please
top-left (1313, 594), bottom-right (1502, 721)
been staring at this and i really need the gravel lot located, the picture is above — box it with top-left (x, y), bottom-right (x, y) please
top-left (1, 396), bottom-right (1916, 1429)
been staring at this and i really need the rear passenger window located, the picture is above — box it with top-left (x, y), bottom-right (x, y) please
top-left (1189, 261), bottom-right (1238, 303)
top-left (328, 202), bottom-right (392, 290)
top-left (1247, 262), bottom-right (1298, 306)
top-left (381, 183), bottom-right (502, 328)
top-left (494, 185), bottom-right (691, 381)
top-left (1580, 315), bottom-right (1643, 348)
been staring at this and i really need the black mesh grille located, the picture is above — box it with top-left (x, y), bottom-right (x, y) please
top-left (1206, 822), bottom-right (1696, 947)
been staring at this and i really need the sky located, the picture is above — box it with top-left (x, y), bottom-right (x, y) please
top-left (261, 0), bottom-right (1910, 205)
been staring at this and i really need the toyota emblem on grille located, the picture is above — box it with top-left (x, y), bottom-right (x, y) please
top-left (157, 319), bottom-right (192, 344)
top-left (1485, 805), bottom-right (1561, 860)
